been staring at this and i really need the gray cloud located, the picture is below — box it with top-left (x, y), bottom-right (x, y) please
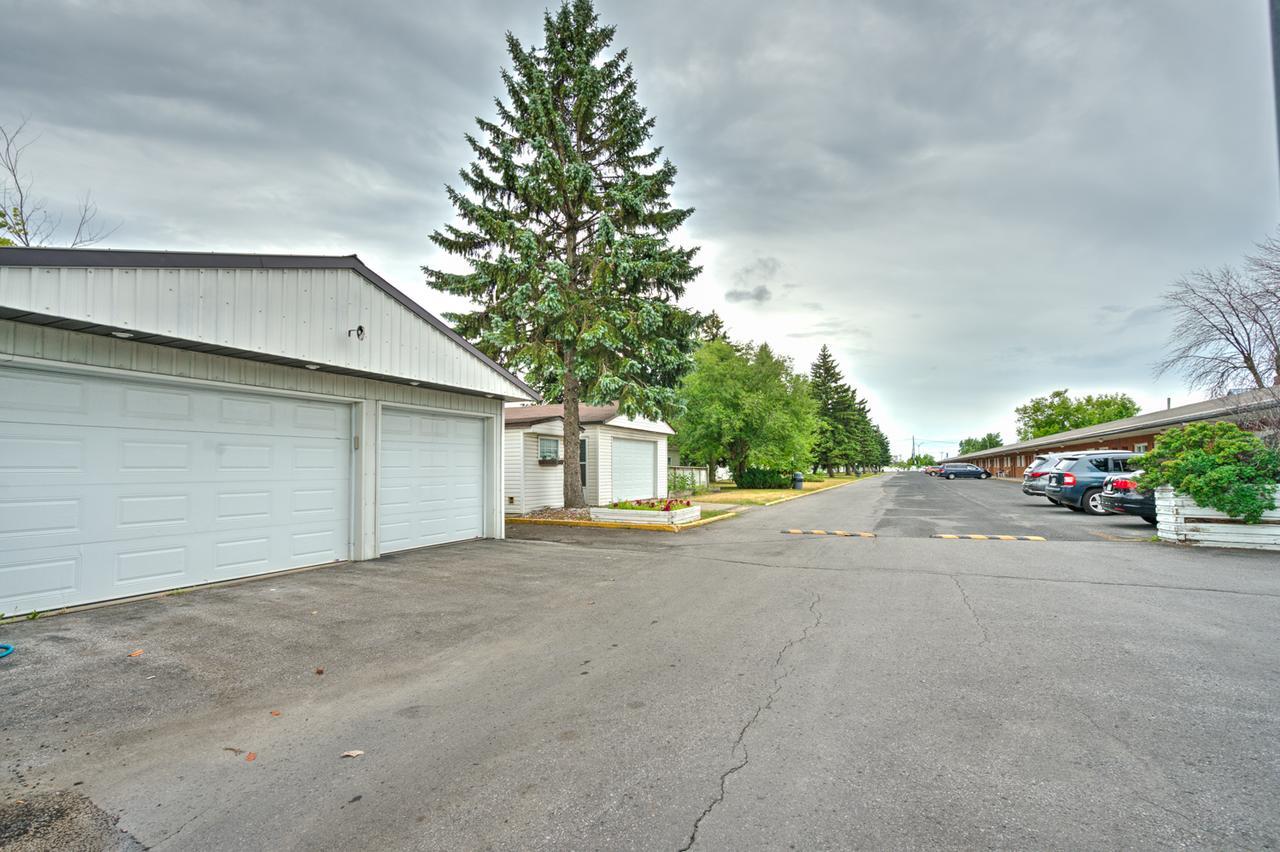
top-left (725, 284), bottom-right (772, 304)
top-left (2, 0), bottom-right (1272, 459)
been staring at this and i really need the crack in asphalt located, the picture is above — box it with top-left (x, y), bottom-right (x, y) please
top-left (677, 591), bottom-right (823, 852)
top-left (949, 575), bottom-right (990, 646)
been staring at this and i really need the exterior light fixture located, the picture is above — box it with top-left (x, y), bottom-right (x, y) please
top-left (347, 325), bottom-right (366, 340)
top-left (110, 331), bottom-right (134, 339)
top-left (304, 364), bottom-right (320, 370)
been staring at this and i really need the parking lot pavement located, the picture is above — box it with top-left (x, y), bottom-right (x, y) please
top-left (4, 473), bottom-right (1280, 849)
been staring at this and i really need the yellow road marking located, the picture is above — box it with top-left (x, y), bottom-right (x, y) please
top-left (780, 530), bottom-right (877, 538)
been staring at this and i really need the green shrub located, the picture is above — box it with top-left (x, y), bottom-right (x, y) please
top-left (1134, 422), bottom-right (1280, 522)
top-left (667, 470), bottom-right (695, 494)
top-left (735, 467), bottom-right (791, 489)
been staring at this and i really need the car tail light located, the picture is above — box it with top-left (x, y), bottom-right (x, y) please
top-left (1111, 478), bottom-right (1137, 491)
top-left (1062, 473), bottom-right (1076, 486)
top-left (1029, 471), bottom-right (1044, 478)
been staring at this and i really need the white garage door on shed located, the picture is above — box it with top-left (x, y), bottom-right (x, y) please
top-left (0, 367), bottom-right (351, 616)
top-left (378, 409), bottom-right (486, 553)
top-left (611, 438), bottom-right (657, 502)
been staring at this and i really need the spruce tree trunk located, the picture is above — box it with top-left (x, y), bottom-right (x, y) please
top-left (562, 357), bottom-right (587, 508)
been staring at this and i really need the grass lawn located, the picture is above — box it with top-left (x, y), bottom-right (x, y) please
top-left (697, 473), bottom-right (878, 506)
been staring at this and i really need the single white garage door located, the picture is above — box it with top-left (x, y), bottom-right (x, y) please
top-left (378, 409), bottom-right (485, 553)
top-left (611, 438), bottom-right (657, 502)
top-left (0, 367), bottom-right (351, 616)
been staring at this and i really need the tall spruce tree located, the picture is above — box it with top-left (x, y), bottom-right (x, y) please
top-left (425, 0), bottom-right (701, 507)
top-left (809, 345), bottom-right (857, 476)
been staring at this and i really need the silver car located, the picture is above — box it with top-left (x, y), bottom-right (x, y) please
top-left (1021, 454), bottom-right (1063, 499)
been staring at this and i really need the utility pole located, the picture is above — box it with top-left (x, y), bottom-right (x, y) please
top-left (1273, 0), bottom-right (1280, 189)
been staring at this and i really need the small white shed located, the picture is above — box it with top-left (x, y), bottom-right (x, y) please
top-left (503, 404), bottom-right (672, 513)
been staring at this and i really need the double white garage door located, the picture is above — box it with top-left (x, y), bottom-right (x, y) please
top-left (0, 368), bottom-right (485, 616)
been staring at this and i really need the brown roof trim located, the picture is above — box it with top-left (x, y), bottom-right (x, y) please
top-left (504, 403), bottom-right (621, 427)
top-left (951, 389), bottom-right (1280, 461)
top-left (0, 246), bottom-right (540, 401)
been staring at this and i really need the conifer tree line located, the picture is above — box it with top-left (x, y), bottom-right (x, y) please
top-left (807, 344), bottom-right (892, 476)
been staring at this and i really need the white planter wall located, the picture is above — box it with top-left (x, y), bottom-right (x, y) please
top-left (1156, 486), bottom-right (1280, 551)
top-left (589, 506), bottom-right (701, 526)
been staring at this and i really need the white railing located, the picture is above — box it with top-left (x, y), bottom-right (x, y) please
top-left (668, 465), bottom-right (709, 487)
top-left (1156, 486), bottom-right (1280, 551)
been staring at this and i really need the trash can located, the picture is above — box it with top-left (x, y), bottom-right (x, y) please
top-left (791, 471), bottom-right (804, 490)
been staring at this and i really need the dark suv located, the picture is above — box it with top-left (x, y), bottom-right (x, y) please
top-left (1022, 454), bottom-right (1064, 499)
top-left (1044, 451), bottom-right (1136, 515)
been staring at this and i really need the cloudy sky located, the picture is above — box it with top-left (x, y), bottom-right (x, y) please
top-left (4, 1), bottom-right (1277, 458)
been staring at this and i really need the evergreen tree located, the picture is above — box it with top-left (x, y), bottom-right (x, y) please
top-left (700, 311), bottom-right (729, 342)
top-left (425, 0), bottom-right (701, 508)
top-left (809, 345), bottom-right (857, 476)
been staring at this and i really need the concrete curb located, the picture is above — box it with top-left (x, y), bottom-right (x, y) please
top-left (507, 511), bottom-right (739, 534)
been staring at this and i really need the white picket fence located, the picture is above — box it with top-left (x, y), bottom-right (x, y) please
top-left (1155, 486), bottom-right (1280, 551)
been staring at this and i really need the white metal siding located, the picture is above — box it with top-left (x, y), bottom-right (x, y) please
top-left (502, 426), bottom-right (565, 514)
top-left (0, 367), bottom-right (351, 616)
top-left (0, 265), bottom-right (532, 400)
top-left (502, 430), bottom-right (525, 515)
top-left (521, 432), bottom-right (564, 512)
top-left (378, 409), bottom-right (485, 553)
top-left (0, 320), bottom-right (505, 561)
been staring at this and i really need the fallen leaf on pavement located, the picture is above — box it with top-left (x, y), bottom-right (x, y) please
top-left (127, 649), bottom-right (144, 657)
top-left (223, 747), bottom-right (244, 756)
top-left (315, 667), bottom-right (325, 676)
top-left (245, 752), bottom-right (257, 762)
top-left (270, 710), bottom-right (281, 717)
top-left (340, 750), bottom-right (364, 759)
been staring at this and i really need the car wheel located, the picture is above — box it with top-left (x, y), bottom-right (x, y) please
top-left (980, 473), bottom-right (990, 479)
top-left (946, 473), bottom-right (956, 480)
top-left (1081, 489), bottom-right (1108, 515)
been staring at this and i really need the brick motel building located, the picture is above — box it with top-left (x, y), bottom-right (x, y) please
top-left (951, 389), bottom-right (1280, 478)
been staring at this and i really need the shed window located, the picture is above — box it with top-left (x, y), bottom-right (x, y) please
top-left (538, 437), bottom-right (560, 460)
top-left (580, 438), bottom-right (588, 486)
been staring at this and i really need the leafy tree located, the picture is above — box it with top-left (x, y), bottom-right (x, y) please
top-left (673, 340), bottom-right (817, 481)
top-left (958, 432), bottom-right (1003, 455)
top-left (1134, 422), bottom-right (1280, 522)
top-left (906, 453), bottom-right (937, 467)
top-left (424, 0), bottom-right (701, 508)
top-left (1014, 389), bottom-right (1140, 440)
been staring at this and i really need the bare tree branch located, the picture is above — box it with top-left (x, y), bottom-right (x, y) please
top-left (0, 119), bottom-right (119, 247)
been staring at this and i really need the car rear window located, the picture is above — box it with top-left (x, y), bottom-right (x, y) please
top-left (1052, 457), bottom-right (1077, 470)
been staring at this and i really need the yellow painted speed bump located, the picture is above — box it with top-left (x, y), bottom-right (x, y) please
top-left (932, 534), bottom-right (1046, 541)
top-left (782, 529), bottom-right (876, 538)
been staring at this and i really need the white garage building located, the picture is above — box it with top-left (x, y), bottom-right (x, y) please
top-left (503, 403), bottom-right (672, 514)
top-left (0, 248), bottom-right (538, 616)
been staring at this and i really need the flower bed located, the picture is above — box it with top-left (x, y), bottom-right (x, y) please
top-left (589, 498), bottom-right (700, 526)
top-left (1156, 486), bottom-right (1280, 550)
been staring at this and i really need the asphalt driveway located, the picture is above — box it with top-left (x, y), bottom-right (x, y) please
top-left (3, 473), bottom-right (1278, 849)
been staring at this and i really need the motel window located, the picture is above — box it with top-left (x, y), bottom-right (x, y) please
top-left (1133, 442), bottom-right (1148, 453)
